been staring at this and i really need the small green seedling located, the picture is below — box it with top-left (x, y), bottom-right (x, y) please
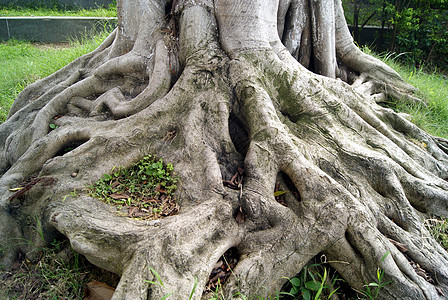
top-left (280, 256), bottom-right (343, 300)
top-left (360, 252), bottom-right (392, 300)
top-left (145, 267), bottom-right (197, 300)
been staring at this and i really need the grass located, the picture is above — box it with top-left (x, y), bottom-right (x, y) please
top-left (145, 253), bottom-right (389, 300)
top-left (0, 240), bottom-right (86, 299)
top-left (0, 4), bottom-right (117, 17)
top-left (281, 260), bottom-right (344, 300)
top-left (0, 31), bottom-right (111, 123)
top-left (398, 68), bottom-right (448, 138)
top-left (145, 267), bottom-right (198, 300)
top-left (362, 47), bottom-right (448, 139)
top-left (0, 238), bottom-right (119, 299)
top-left (425, 218), bottom-right (448, 250)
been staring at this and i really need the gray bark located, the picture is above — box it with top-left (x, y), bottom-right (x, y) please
top-left (1, 0), bottom-right (448, 299)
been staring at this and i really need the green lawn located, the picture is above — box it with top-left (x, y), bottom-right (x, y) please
top-left (366, 48), bottom-right (448, 138)
top-left (0, 32), bottom-right (110, 123)
top-left (0, 5), bottom-right (117, 17)
top-left (398, 68), bottom-right (448, 138)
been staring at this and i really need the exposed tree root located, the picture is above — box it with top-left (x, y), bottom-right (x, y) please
top-left (218, 47), bottom-right (448, 298)
top-left (1, 0), bottom-right (448, 299)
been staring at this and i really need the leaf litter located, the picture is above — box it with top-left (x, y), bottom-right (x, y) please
top-left (203, 247), bottom-right (239, 295)
top-left (90, 155), bottom-right (179, 220)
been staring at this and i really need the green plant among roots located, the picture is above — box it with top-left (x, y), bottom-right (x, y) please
top-left (281, 256), bottom-right (343, 300)
top-left (145, 267), bottom-right (198, 300)
top-left (279, 254), bottom-right (391, 300)
top-left (90, 154), bottom-right (178, 219)
top-left (359, 252), bottom-right (392, 300)
top-left (0, 217), bottom-right (119, 299)
top-left (425, 218), bottom-right (448, 251)
top-left (0, 239), bottom-right (88, 299)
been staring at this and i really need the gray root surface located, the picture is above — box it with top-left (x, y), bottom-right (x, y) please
top-left (1, 0), bottom-right (448, 299)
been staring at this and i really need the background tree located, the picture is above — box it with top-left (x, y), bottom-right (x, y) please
top-left (1, 0), bottom-right (448, 299)
top-left (343, 0), bottom-right (448, 70)
top-left (342, 0), bottom-right (378, 43)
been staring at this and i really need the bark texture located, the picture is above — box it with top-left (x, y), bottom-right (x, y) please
top-left (1, 0), bottom-right (448, 299)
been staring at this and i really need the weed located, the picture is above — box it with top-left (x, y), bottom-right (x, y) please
top-left (359, 252), bottom-right (392, 300)
top-left (189, 276), bottom-right (198, 300)
top-left (145, 267), bottom-right (197, 299)
top-left (281, 256), bottom-right (343, 300)
top-left (140, 253), bottom-right (390, 300)
top-left (146, 267), bottom-right (173, 299)
top-left (0, 216), bottom-right (119, 299)
top-left (0, 237), bottom-right (107, 299)
top-left (207, 279), bottom-right (225, 300)
top-left (90, 154), bottom-right (179, 220)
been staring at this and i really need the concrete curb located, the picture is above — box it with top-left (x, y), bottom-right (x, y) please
top-left (0, 16), bottom-right (117, 43)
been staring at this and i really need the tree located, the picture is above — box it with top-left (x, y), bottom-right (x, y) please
top-left (343, 0), bottom-right (379, 44)
top-left (344, 0), bottom-right (448, 69)
top-left (386, 0), bottom-right (448, 68)
top-left (1, 0), bottom-right (448, 298)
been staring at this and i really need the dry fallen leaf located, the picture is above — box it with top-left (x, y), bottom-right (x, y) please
top-left (155, 184), bottom-right (167, 194)
top-left (235, 206), bottom-right (245, 224)
top-left (128, 206), bottom-right (139, 217)
top-left (109, 193), bottom-right (130, 200)
top-left (111, 181), bottom-right (120, 188)
top-left (84, 280), bottom-right (115, 300)
top-left (388, 238), bottom-right (409, 253)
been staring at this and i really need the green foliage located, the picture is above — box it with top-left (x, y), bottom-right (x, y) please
top-left (385, 0), bottom-right (448, 69)
top-left (0, 5), bottom-right (117, 17)
top-left (49, 123), bottom-right (59, 130)
top-left (359, 252), bottom-right (392, 300)
top-left (278, 254), bottom-right (391, 300)
top-left (145, 267), bottom-right (197, 300)
top-left (0, 221), bottom-right (104, 300)
top-left (90, 154), bottom-right (178, 220)
top-left (343, 0), bottom-right (448, 70)
top-left (425, 218), bottom-right (448, 250)
top-left (281, 259), bottom-right (342, 300)
top-left (207, 279), bottom-right (226, 300)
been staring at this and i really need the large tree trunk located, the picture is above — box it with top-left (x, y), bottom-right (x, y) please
top-left (1, 0), bottom-right (448, 299)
